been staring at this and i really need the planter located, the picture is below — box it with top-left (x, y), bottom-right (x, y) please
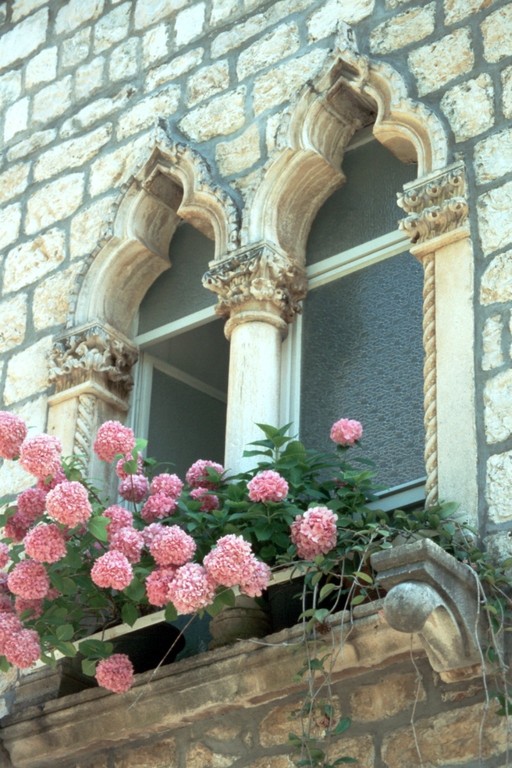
top-left (209, 595), bottom-right (272, 648)
top-left (109, 621), bottom-right (185, 674)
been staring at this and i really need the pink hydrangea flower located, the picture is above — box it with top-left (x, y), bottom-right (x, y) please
top-left (0, 543), bottom-right (9, 569)
top-left (0, 613), bottom-right (22, 654)
top-left (149, 525), bottom-right (196, 567)
top-left (7, 560), bottom-right (50, 599)
top-left (15, 596), bottom-right (44, 620)
top-left (104, 505), bottom-right (134, 541)
top-left (24, 524), bottom-right (67, 563)
top-left (91, 551), bottom-right (133, 591)
top-left (330, 418), bottom-right (363, 447)
top-left (119, 474), bottom-right (149, 503)
top-left (247, 470), bottom-right (289, 503)
top-left (150, 473), bottom-right (184, 499)
top-left (36, 468), bottom-right (66, 492)
top-left (185, 460), bottom-right (224, 489)
top-left (189, 487), bottom-right (220, 512)
top-left (145, 566), bottom-right (177, 607)
top-left (140, 493), bottom-right (177, 523)
top-left (0, 595), bottom-right (13, 613)
top-left (239, 558), bottom-right (272, 598)
top-left (4, 628), bottom-right (41, 669)
top-left (19, 434), bottom-right (62, 480)
top-left (95, 653), bottom-right (134, 694)
top-left (0, 411), bottom-right (27, 460)
top-left (291, 506), bottom-right (338, 560)
top-left (4, 514), bottom-right (29, 542)
top-left (46, 480), bottom-right (92, 527)
top-left (115, 453), bottom-right (143, 479)
top-left (94, 421), bottom-right (136, 464)
top-left (109, 527), bottom-right (144, 564)
top-left (142, 523), bottom-right (166, 548)
top-left (17, 487), bottom-right (47, 526)
top-left (203, 534), bottom-right (254, 588)
top-left (166, 563), bottom-right (216, 614)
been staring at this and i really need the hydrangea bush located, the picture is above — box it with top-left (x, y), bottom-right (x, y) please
top-left (0, 413), bottom-right (466, 695)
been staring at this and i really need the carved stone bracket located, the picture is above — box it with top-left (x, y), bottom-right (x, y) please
top-left (49, 322), bottom-right (138, 401)
top-left (371, 538), bottom-right (484, 681)
top-left (397, 161), bottom-right (469, 253)
top-left (202, 241), bottom-right (307, 328)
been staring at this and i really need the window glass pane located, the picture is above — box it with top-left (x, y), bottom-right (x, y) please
top-left (138, 223), bottom-right (216, 334)
top-left (299, 252), bottom-right (424, 489)
top-left (306, 140), bottom-right (417, 264)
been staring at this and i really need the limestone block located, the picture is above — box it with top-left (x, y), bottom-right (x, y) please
top-left (33, 267), bottom-right (79, 330)
top-left (482, 315), bottom-right (504, 371)
top-left (477, 181), bottom-right (512, 256)
top-left (487, 450), bottom-right (512, 522)
top-left (327, 736), bottom-right (375, 767)
top-left (408, 27), bottom-right (473, 96)
top-left (4, 337), bottom-right (53, 406)
top-left (187, 61), bottom-right (229, 106)
top-left (246, 759), bottom-right (295, 768)
top-left (444, 0), bottom-right (494, 24)
top-left (237, 23), bottom-right (299, 80)
top-left (0, 203), bottom-right (21, 252)
top-left (0, 162), bottom-right (30, 205)
top-left (94, 2), bottom-right (131, 53)
top-left (142, 24), bottom-right (170, 68)
top-left (369, 3), bottom-right (435, 54)
top-left (60, 90), bottom-right (133, 138)
top-left (179, 88), bottom-right (245, 141)
top-left (4, 97), bottom-right (28, 142)
top-left (0, 294), bottom-right (27, 353)
top-left (32, 76), bottom-right (73, 126)
top-left (7, 129), bottom-right (56, 162)
top-left (61, 27), bottom-right (91, 69)
top-left (480, 250), bottom-right (512, 305)
top-left (25, 174), bottom-right (84, 234)
top-left (260, 698), bottom-right (341, 747)
top-left (502, 64), bottom-right (512, 119)
top-left (25, 47), bottom-right (57, 89)
top-left (75, 57), bottom-right (106, 102)
top-left (134, 0), bottom-right (187, 30)
top-left (112, 737), bottom-right (178, 767)
top-left (350, 672), bottom-right (426, 721)
top-left (0, 71), bottom-right (21, 111)
top-left (116, 86), bottom-right (179, 139)
top-left (55, 0), bottom-right (104, 35)
top-left (0, 8), bottom-right (48, 71)
top-left (70, 195), bottom-right (117, 259)
top-left (308, 0), bottom-right (374, 40)
top-left (484, 369), bottom-right (512, 444)
top-left (211, 0), bottom-right (239, 26)
top-left (215, 125), bottom-right (261, 175)
top-left (109, 38), bottom-right (139, 82)
top-left (475, 127), bottom-right (512, 184)
top-left (145, 49), bottom-right (203, 92)
top-left (253, 49), bottom-right (329, 115)
top-left (89, 134), bottom-right (150, 196)
top-left (175, 3), bottom-right (205, 46)
top-left (34, 125), bottom-right (112, 181)
top-left (211, 13), bottom-right (269, 57)
top-left (185, 744), bottom-right (236, 767)
top-left (12, 0), bottom-right (48, 22)
top-left (482, 4), bottom-right (512, 63)
top-left (3, 228), bottom-right (65, 292)
top-left (385, 0), bottom-right (414, 7)
top-left (441, 74), bottom-right (494, 142)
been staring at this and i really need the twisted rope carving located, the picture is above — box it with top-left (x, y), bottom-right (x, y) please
top-left (422, 252), bottom-right (438, 507)
top-left (73, 394), bottom-right (96, 462)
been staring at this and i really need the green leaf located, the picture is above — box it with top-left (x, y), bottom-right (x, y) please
top-left (0, 656), bottom-right (11, 672)
top-left (165, 603), bottom-right (178, 622)
top-left (123, 578), bottom-right (145, 602)
top-left (88, 515), bottom-right (109, 542)
top-left (354, 570), bottom-right (374, 584)
top-left (350, 594), bottom-right (367, 606)
top-left (56, 623), bottom-right (75, 642)
top-left (79, 639), bottom-right (114, 659)
top-left (121, 603), bottom-right (140, 627)
top-left (81, 658), bottom-right (98, 677)
top-left (333, 716), bottom-right (352, 735)
top-left (53, 641), bottom-right (77, 658)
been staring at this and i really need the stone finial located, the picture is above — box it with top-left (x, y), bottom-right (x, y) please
top-left (371, 538), bottom-right (484, 681)
top-left (49, 322), bottom-right (138, 400)
top-left (397, 161), bottom-right (469, 249)
top-left (202, 242), bottom-right (307, 328)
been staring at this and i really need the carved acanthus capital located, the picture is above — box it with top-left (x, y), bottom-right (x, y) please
top-left (202, 242), bottom-right (307, 325)
top-left (397, 162), bottom-right (469, 250)
top-left (49, 323), bottom-right (138, 400)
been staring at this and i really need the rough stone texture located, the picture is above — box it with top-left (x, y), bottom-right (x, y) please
top-left (369, 3), bottom-right (435, 54)
top-left (408, 28), bottom-right (474, 96)
top-left (253, 49), bottom-right (329, 115)
top-left (474, 128), bottom-right (512, 184)
top-left (175, 3), bottom-right (205, 46)
top-left (61, 27), bottom-right (91, 69)
top-left (0, 8), bottom-right (48, 70)
top-left (211, 0), bottom-right (239, 26)
top-left (444, 0), bottom-right (495, 24)
top-left (34, 125), bottom-right (112, 181)
top-left (12, 0), bottom-right (48, 22)
top-left (142, 24), bottom-right (170, 68)
top-left (134, 0), bottom-right (187, 30)
top-left (179, 88), bottom-right (246, 141)
top-left (237, 23), bottom-right (300, 80)
top-left (185, 743), bottom-right (237, 767)
top-left (3, 337), bottom-right (53, 405)
top-left (246, 759), bottom-right (295, 768)
top-left (441, 74), bottom-right (494, 143)
top-left (478, 181), bottom-right (512, 256)
top-left (116, 87), bottom-right (179, 139)
top-left (0, 294), bottom-right (27, 353)
top-left (55, 0), bottom-right (104, 36)
top-left (308, 0), bottom-right (374, 39)
top-left (93, 3), bottom-right (131, 53)
top-left (32, 76), bottom-right (73, 126)
top-left (481, 4), bottom-right (512, 63)
top-left (187, 61), bottom-right (230, 106)
top-left (25, 174), bottom-right (84, 234)
top-left (215, 125), bottom-right (261, 175)
top-left (486, 450), bottom-right (512, 522)
top-left (484, 369), bottom-right (512, 444)
top-left (112, 736), bottom-right (178, 767)
top-left (74, 57), bottom-right (106, 102)
top-left (480, 250), bottom-right (512, 305)
top-left (3, 228), bottom-right (66, 293)
top-left (109, 38), bottom-right (139, 82)
top-left (4, 97), bottom-right (28, 143)
top-left (60, 91), bottom-right (133, 138)
top-left (0, 203), bottom-right (21, 251)
top-left (70, 196), bottom-right (117, 259)
top-left (33, 268), bottom-right (78, 330)
top-left (0, 162), bottom-right (30, 205)
top-left (327, 735), bottom-right (375, 766)
top-left (502, 64), bottom-right (512, 119)
top-left (482, 315), bottom-right (504, 371)
top-left (350, 672), bottom-right (426, 721)
top-left (25, 47), bottom-right (57, 89)
top-left (89, 134), bottom-right (150, 196)
top-left (145, 49), bottom-right (204, 92)
top-left (6, 129), bottom-right (55, 162)
top-left (0, 71), bottom-right (21, 111)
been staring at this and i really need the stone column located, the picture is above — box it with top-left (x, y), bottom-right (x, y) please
top-left (203, 242), bottom-right (307, 473)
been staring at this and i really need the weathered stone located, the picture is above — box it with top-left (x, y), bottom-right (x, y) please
top-left (475, 128), bottom-right (512, 184)
top-left (60, 90), bottom-right (133, 138)
top-left (482, 315), bottom-right (504, 371)
top-left (327, 736), bottom-right (375, 766)
top-left (0, 162), bottom-right (30, 205)
top-left (94, 2), bottom-right (131, 53)
top-left (25, 47), bottom-right (57, 89)
top-left (216, 125), bottom-right (261, 175)
top-left (0, 8), bottom-right (48, 70)
top-left (408, 28), bottom-right (474, 96)
top-left (350, 672), bottom-right (426, 721)
top-left (211, 0), bottom-right (239, 26)
top-left (237, 23), bottom-right (299, 80)
top-left (142, 24), bottom-right (169, 68)
top-left (187, 61), bottom-right (229, 106)
top-left (480, 250), bottom-right (512, 305)
top-left (211, 13), bottom-right (269, 57)
top-left (253, 49), bottom-right (328, 115)
top-left (484, 370), bottom-right (512, 444)
top-left (113, 737), bottom-right (178, 767)
top-left (3, 337), bottom-right (53, 405)
top-left (179, 88), bottom-right (246, 141)
top-left (308, 0), bottom-right (374, 40)
top-left (12, 0), bottom-right (48, 22)
top-left (0, 71), bottom-right (21, 111)
top-left (370, 3), bottom-right (435, 54)
top-left (478, 181), bottom-right (512, 256)
top-left (3, 228), bottom-right (65, 292)
top-left (0, 294), bottom-right (27, 353)
top-left (444, 0), bottom-right (496, 24)
top-left (89, 134), bottom-right (149, 195)
top-left (487, 450), bottom-right (512, 522)
top-left (25, 174), bottom-right (84, 234)
top-left (70, 195), bottom-right (116, 259)
top-left (481, 4), bottom-right (512, 63)
top-left (75, 57), bottom-right (106, 102)
top-left (32, 76), bottom-right (73, 126)
top-left (7, 130), bottom-right (56, 162)
top-left (246, 757), bottom-right (295, 768)
top-left (0, 204), bottom-right (21, 252)
top-left (175, 3), bottom-right (205, 46)
top-left (441, 74), bottom-right (494, 142)
top-left (134, 0), bottom-right (187, 30)
top-left (502, 64), bottom-right (512, 119)
top-left (34, 125), bottom-right (112, 181)
top-left (145, 49), bottom-right (203, 92)
top-left (33, 268), bottom-right (78, 330)
top-left (4, 97), bottom-right (29, 143)
top-left (185, 743), bottom-right (237, 768)
top-left (61, 27), bottom-right (91, 69)
top-left (55, 0), bottom-right (104, 35)
top-left (109, 38), bottom-right (139, 82)
top-left (116, 87), bottom-right (179, 139)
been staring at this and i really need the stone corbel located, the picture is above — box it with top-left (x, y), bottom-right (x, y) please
top-left (371, 538), bottom-right (484, 681)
